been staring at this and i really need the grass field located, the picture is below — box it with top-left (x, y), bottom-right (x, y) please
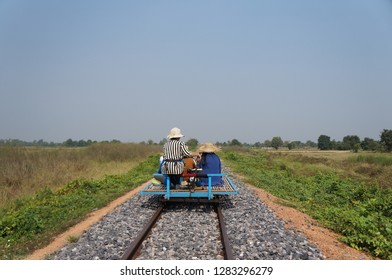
top-left (0, 143), bottom-right (161, 207)
top-left (0, 144), bottom-right (161, 259)
top-left (220, 148), bottom-right (392, 259)
top-left (264, 149), bottom-right (392, 189)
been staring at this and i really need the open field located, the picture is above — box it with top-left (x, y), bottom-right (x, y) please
top-left (265, 149), bottom-right (392, 189)
top-left (220, 148), bottom-right (392, 259)
top-left (0, 143), bottom-right (161, 207)
top-left (0, 152), bottom-right (159, 259)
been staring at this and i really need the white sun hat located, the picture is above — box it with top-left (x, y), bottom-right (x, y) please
top-left (167, 127), bottom-right (184, 139)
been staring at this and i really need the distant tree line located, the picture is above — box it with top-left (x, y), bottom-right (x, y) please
top-left (0, 139), bottom-right (62, 147)
top-left (317, 129), bottom-right (392, 152)
top-left (214, 137), bottom-right (317, 150)
top-left (0, 138), bottom-right (119, 147)
top-left (1, 129), bottom-right (391, 152)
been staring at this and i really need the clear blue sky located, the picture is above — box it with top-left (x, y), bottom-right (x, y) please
top-left (1, 0), bottom-right (391, 144)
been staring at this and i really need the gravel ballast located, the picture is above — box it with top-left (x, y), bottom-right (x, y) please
top-left (49, 170), bottom-right (324, 260)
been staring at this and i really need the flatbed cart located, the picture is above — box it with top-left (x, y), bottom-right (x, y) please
top-left (140, 172), bottom-right (238, 200)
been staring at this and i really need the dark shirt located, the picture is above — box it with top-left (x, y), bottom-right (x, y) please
top-left (197, 153), bottom-right (223, 185)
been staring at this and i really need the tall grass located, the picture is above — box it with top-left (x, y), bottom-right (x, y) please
top-left (351, 154), bottom-right (392, 166)
top-left (262, 150), bottom-right (392, 189)
top-left (0, 143), bottom-right (161, 207)
top-left (85, 142), bottom-right (160, 162)
top-left (0, 154), bottom-right (159, 259)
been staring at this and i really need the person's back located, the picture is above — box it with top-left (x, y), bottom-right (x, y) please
top-left (197, 143), bottom-right (223, 186)
top-left (161, 127), bottom-right (192, 187)
top-left (162, 139), bottom-right (188, 174)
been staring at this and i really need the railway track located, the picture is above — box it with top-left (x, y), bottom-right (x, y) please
top-left (49, 171), bottom-right (324, 260)
top-left (121, 198), bottom-right (233, 260)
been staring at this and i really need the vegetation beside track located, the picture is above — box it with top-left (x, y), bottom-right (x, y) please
top-left (0, 154), bottom-right (159, 259)
top-left (0, 143), bottom-right (162, 206)
top-left (220, 148), bottom-right (392, 260)
top-left (2, 144), bottom-right (391, 260)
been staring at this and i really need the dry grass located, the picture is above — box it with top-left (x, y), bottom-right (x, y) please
top-left (0, 143), bottom-right (161, 207)
top-left (266, 150), bottom-right (392, 188)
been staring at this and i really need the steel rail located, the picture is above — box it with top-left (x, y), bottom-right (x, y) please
top-left (121, 205), bottom-right (164, 260)
top-left (121, 200), bottom-right (234, 260)
top-left (215, 203), bottom-right (234, 260)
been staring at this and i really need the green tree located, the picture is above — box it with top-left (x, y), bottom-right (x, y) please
top-left (229, 139), bottom-right (242, 146)
top-left (271, 137), bottom-right (283, 150)
top-left (263, 140), bottom-right (271, 147)
top-left (305, 140), bottom-right (317, 148)
top-left (318, 135), bottom-right (331, 150)
top-left (361, 137), bottom-right (380, 151)
top-left (342, 135), bottom-right (361, 151)
top-left (287, 141), bottom-right (302, 150)
top-left (78, 140), bottom-right (87, 147)
top-left (380, 129), bottom-right (392, 152)
top-left (330, 140), bottom-right (339, 150)
top-left (186, 138), bottom-right (199, 150)
top-left (64, 138), bottom-right (75, 147)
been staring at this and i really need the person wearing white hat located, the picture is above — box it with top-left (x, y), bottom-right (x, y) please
top-left (161, 127), bottom-right (193, 188)
top-left (197, 143), bottom-right (223, 186)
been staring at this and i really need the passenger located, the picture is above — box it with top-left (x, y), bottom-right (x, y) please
top-left (197, 143), bottom-right (223, 186)
top-left (161, 127), bottom-right (193, 189)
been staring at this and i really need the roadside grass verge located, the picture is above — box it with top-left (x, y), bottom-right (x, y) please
top-left (220, 148), bottom-right (392, 259)
top-left (0, 154), bottom-right (159, 260)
